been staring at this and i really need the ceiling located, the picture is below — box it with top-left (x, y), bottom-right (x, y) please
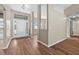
top-left (4, 4), bottom-right (71, 14)
top-left (5, 4), bottom-right (38, 14)
top-left (54, 4), bottom-right (71, 10)
top-left (53, 4), bottom-right (71, 13)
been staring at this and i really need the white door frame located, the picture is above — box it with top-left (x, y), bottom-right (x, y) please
top-left (70, 17), bottom-right (79, 36)
top-left (11, 10), bottom-right (30, 38)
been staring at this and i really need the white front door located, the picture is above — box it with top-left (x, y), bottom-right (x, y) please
top-left (13, 14), bottom-right (29, 37)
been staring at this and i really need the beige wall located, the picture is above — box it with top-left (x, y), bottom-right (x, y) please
top-left (39, 29), bottom-right (48, 44)
top-left (48, 5), bottom-right (67, 46)
top-left (4, 7), bottom-right (12, 47)
top-left (38, 5), bottom-right (48, 44)
top-left (38, 5), bottom-right (67, 46)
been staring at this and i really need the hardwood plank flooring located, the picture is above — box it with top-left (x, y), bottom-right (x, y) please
top-left (0, 36), bottom-right (79, 55)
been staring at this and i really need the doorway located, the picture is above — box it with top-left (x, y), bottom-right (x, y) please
top-left (69, 16), bottom-right (79, 37)
top-left (12, 11), bottom-right (29, 38)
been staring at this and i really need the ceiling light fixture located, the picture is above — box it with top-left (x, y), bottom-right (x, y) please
top-left (22, 4), bottom-right (30, 10)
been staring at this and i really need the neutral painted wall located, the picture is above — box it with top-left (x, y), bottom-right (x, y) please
top-left (4, 7), bottom-right (12, 47)
top-left (38, 5), bottom-right (48, 44)
top-left (39, 29), bottom-right (48, 44)
top-left (48, 5), bottom-right (67, 46)
top-left (38, 5), bottom-right (67, 46)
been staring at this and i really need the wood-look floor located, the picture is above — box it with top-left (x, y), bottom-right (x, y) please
top-left (0, 36), bottom-right (79, 55)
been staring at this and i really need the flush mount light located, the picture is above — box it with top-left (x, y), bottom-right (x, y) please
top-left (22, 4), bottom-right (25, 10)
top-left (22, 4), bottom-right (30, 10)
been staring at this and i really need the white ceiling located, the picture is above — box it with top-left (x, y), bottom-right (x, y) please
top-left (5, 4), bottom-right (38, 14)
top-left (54, 4), bottom-right (71, 10)
top-left (4, 4), bottom-right (71, 14)
top-left (53, 4), bottom-right (71, 13)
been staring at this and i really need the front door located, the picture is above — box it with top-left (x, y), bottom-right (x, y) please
top-left (13, 14), bottom-right (29, 37)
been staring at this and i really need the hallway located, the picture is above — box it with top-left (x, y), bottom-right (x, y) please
top-left (0, 4), bottom-right (79, 55)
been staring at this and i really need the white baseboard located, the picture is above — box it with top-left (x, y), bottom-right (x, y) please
top-left (2, 37), bottom-right (13, 49)
top-left (3, 37), bottom-right (67, 49)
top-left (48, 38), bottom-right (67, 47)
top-left (38, 40), bottom-right (48, 47)
top-left (2, 36), bottom-right (29, 49)
top-left (38, 38), bottom-right (67, 47)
